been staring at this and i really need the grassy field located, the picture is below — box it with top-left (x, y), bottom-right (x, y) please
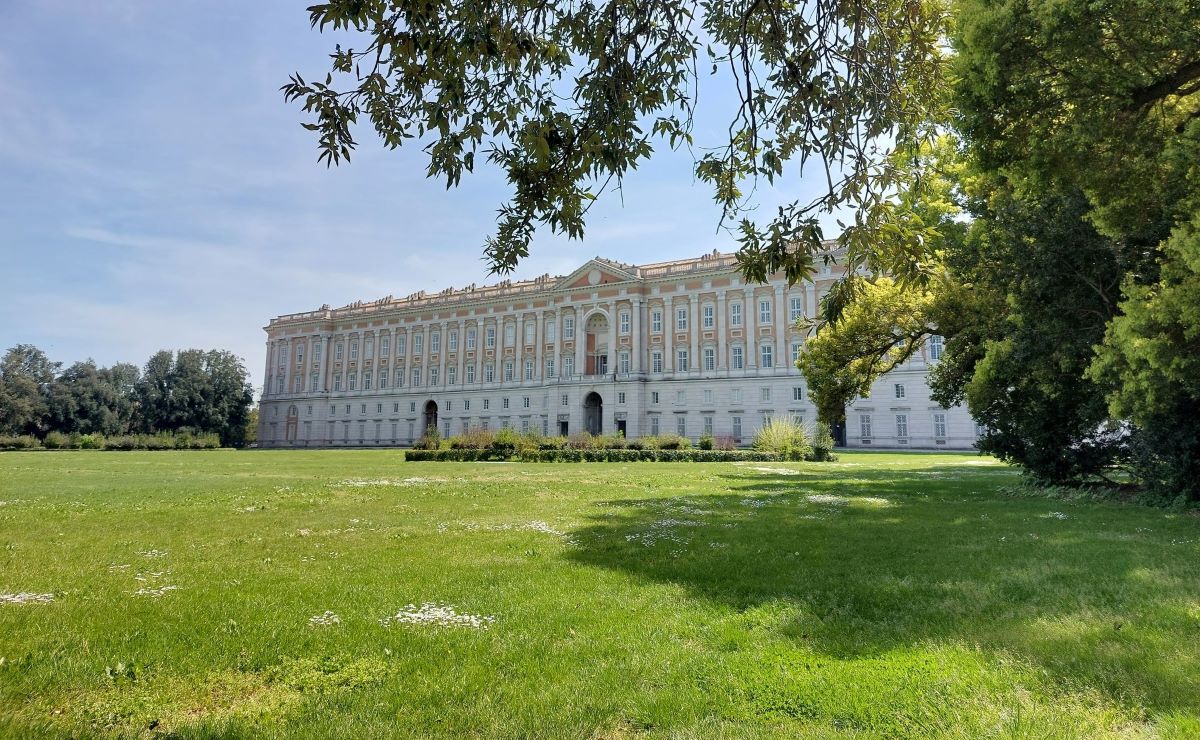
top-left (1, 450), bottom-right (1199, 738)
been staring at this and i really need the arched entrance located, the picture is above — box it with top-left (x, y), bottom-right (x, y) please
top-left (423, 400), bottom-right (439, 437)
top-left (584, 313), bottom-right (610, 376)
top-left (583, 392), bottom-right (603, 435)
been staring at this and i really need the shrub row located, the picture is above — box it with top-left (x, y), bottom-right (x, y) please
top-left (405, 448), bottom-right (783, 463)
top-left (0, 431), bottom-right (221, 451)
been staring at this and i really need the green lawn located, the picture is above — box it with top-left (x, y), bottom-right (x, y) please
top-left (2, 451), bottom-right (1198, 738)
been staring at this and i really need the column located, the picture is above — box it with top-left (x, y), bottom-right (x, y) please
top-left (515, 312), bottom-right (525, 384)
top-left (475, 317), bottom-right (484, 384)
top-left (746, 289), bottom-right (757, 370)
top-left (320, 335), bottom-right (332, 392)
top-left (607, 302), bottom-right (617, 377)
top-left (534, 311), bottom-right (544, 381)
top-left (456, 319), bottom-right (466, 388)
top-left (775, 283), bottom-right (786, 373)
top-left (422, 324), bottom-right (431, 388)
top-left (631, 297), bottom-right (642, 374)
top-left (664, 296), bottom-right (674, 373)
top-left (552, 310), bottom-right (562, 379)
top-left (574, 308), bottom-right (585, 377)
top-left (806, 282), bottom-right (817, 320)
top-left (403, 324), bottom-right (413, 389)
top-left (282, 339), bottom-right (293, 397)
top-left (717, 291), bottom-right (727, 372)
top-left (437, 321), bottom-right (448, 389)
top-left (263, 339), bottom-right (274, 398)
top-left (689, 294), bottom-right (699, 375)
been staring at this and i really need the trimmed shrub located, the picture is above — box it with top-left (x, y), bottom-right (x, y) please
top-left (413, 430), bottom-right (441, 450)
top-left (810, 422), bottom-right (838, 461)
top-left (43, 431), bottom-right (69, 449)
top-left (753, 419), bottom-right (812, 461)
top-left (77, 433), bottom-right (105, 450)
top-left (0, 435), bottom-right (40, 450)
top-left (698, 434), bottom-right (715, 450)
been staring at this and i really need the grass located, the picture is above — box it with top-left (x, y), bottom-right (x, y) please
top-left (1, 450), bottom-right (1199, 738)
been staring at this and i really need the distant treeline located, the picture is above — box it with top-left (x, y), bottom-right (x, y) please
top-left (0, 344), bottom-right (254, 448)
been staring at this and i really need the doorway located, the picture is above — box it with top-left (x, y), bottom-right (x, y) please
top-left (584, 392), bottom-right (603, 435)
top-left (423, 400), bottom-right (438, 437)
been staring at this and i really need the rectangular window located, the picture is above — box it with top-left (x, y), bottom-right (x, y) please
top-left (524, 360), bottom-right (534, 380)
top-left (335, 343), bottom-right (343, 360)
top-left (761, 387), bottom-right (771, 402)
top-left (393, 402), bottom-right (399, 413)
top-left (619, 351), bottom-right (630, 374)
top-left (463, 399), bottom-right (470, 411)
top-left (363, 371), bottom-right (372, 390)
top-left (297, 344), bottom-right (305, 364)
top-left (448, 366), bottom-right (457, 385)
top-left (314, 342), bottom-right (322, 363)
top-left (651, 416), bottom-right (660, 435)
top-left (430, 333), bottom-right (440, 353)
top-left (376, 402), bottom-right (383, 414)
top-left (703, 304), bottom-right (714, 329)
top-left (502, 397), bottom-right (510, 410)
top-left (790, 296), bottom-right (803, 322)
top-left (466, 365), bottom-right (476, 384)
top-left (380, 336), bottom-right (390, 356)
top-left (929, 335), bottom-right (944, 361)
top-left (704, 389), bottom-right (713, 403)
top-left (732, 416), bottom-right (742, 439)
top-left (524, 322), bottom-right (535, 344)
top-left (676, 307), bottom-right (688, 331)
top-left (504, 361), bottom-right (514, 382)
top-left (675, 389), bottom-right (686, 404)
top-left (414, 334), bottom-right (423, 354)
top-left (349, 372), bottom-right (357, 391)
top-left (563, 317), bottom-right (575, 340)
top-left (652, 310), bottom-right (663, 333)
top-left (761, 345), bottom-right (774, 368)
top-left (793, 386), bottom-right (803, 401)
top-left (676, 349), bottom-right (689, 372)
top-left (483, 399), bottom-right (490, 410)
top-left (331, 405), bottom-right (336, 416)
top-left (411, 368), bottom-right (421, 386)
top-left (545, 358), bottom-right (555, 377)
top-left (485, 363), bottom-right (495, 382)
top-left (410, 402), bottom-right (416, 413)
top-left (703, 347), bottom-right (715, 371)
top-left (485, 327), bottom-right (496, 348)
top-left (523, 396), bottom-right (531, 409)
top-left (732, 388), bottom-right (742, 403)
top-left (732, 346), bottom-right (744, 370)
top-left (618, 391), bottom-right (626, 404)
top-left (759, 298), bottom-right (772, 324)
top-left (546, 320), bottom-right (556, 342)
top-left (397, 335), bottom-right (407, 355)
top-left (561, 394), bottom-right (569, 406)
top-left (364, 338), bottom-right (373, 359)
top-left (652, 352), bottom-right (663, 373)
top-left (934, 412), bottom-right (947, 438)
top-left (504, 324), bottom-right (515, 346)
top-left (677, 415), bottom-right (687, 436)
top-left (310, 372), bottom-right (318, 391)
top-left (449, 331), bottom-right (458, 351)
top-left (704, 415), bottom-right (713, 434)
top-left (792, 341), bottom-right (802, 364)
top-left (895, 383), bottom-right (906, 399)
top-left (731, 302), bottom-right (743, 327)
top-left (466, 328), bottom-right (476, 350)
top-left (896, 414), bottom-right (909, 438)
top-left (563, 357), bottom-right (574, 377)
top-left (334, 375), bottom-right (342, 392)
top-left (620, 311), bottom-right (630, 334)
top-left (430, 367), bottom-right (439, 386)
top-left (350, 340), bottom-right (359, 360)
top-left (651, 391), bottom-right (660, 405)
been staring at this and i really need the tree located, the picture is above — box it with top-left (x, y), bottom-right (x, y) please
top-left (133, 349), bottom-right (254, 446)
top-left (798, 278), bottom-right (936, 428)
top-left (0, 344), bottom-right (59, 436)
top-left (284, 0), bottom-right (950, 290)
top-left (47, 361), bottom-right (137, 436)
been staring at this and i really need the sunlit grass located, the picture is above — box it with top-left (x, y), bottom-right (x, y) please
top-left (1, 450), bottom-right (1198, 737)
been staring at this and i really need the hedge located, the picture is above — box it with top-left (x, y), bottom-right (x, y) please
top-left (0, 432), bottom-right (222, 451)
top-left (405, 448), bottom-right (784, 463)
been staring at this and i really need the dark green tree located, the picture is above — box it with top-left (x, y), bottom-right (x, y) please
top-left (48, 361), bottom-right (137, 436)
top-left (0, 344), bottom-right (59, 436)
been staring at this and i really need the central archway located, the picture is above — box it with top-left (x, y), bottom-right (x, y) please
top-left (583, 392), bottom-right (603, 436)
top-left (423, 400), bottom-right (439, 437)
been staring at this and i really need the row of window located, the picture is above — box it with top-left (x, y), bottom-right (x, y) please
top-left (275, 296), bottom-right (827, 367)
top-left (859, 412), bottom-right (949, 440)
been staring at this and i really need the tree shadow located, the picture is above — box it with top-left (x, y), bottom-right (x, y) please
top-left (565, 463), bottom-right (1200, 714)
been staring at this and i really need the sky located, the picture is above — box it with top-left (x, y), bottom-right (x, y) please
top-left (0, 1), bottom-right (838, 396)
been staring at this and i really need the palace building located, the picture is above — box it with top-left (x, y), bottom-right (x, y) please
top-left (258, 248), bottom-right (978, 449)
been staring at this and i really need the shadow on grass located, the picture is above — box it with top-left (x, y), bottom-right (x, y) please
top-left (566, 462), bottom-right (1200, 713)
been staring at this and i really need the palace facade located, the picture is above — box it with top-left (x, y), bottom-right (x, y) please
top-left (258, 249), bottom-right (978, 449)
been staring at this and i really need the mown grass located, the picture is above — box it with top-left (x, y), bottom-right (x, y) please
top-left (1, 450), bottom-right (1198, 738)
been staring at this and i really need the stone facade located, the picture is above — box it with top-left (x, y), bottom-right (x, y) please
top-left (258, 249), bottom-right (977, 449)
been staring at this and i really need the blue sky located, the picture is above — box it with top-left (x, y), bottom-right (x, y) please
top-left (0, 1), bottom-right (835, 395)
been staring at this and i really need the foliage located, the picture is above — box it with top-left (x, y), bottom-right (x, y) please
top-left (0, 344), bottom-right (59, 436)
top-left (752, 418), bottom-right (812, 461)
top-left (698, 434), bottom-right (714, 451)
top-left (134, 349), bottom-right (254, 447)
top-left (0, 434), bottom-right (39, 450)
top-left (798, 278), bottom-right (936, 427)
top-left (285, 0), bottom-right (950, 290)
top-left (1089, 221), bottom-right (1200, 500)
top-left (810, 422), bottom-right (837, 462)
top-left (405, 448), bottom-right (782, 463)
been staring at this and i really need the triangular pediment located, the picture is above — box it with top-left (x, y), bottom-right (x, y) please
top-left (556, 258), bottom-right (640, 290)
